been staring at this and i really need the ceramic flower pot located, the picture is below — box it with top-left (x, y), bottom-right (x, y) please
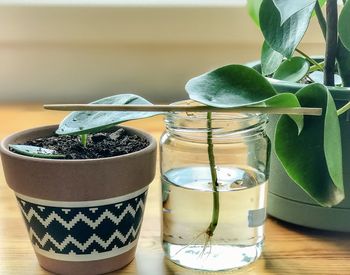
top-left (247, 59), bottom-right (350, 232)
top-left (0, 125), bottom-right (157, 274)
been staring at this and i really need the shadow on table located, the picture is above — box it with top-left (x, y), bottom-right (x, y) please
top-left (162, 259), bottom-right (258, 275)
top-left (262, 216), bottom-right (350, 274)
top-left (269, 215), bottom-right (350, 249)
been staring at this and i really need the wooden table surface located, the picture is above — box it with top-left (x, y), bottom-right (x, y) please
top-left (1, 104), bottom-right (350, 275)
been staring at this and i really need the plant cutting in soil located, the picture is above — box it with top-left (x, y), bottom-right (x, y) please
top-left (1, 95), bottom-right (159, 275)
top-left (11, 128), bottom-right (149, 160)
top-left (9, 94), bottom-right (160, 159)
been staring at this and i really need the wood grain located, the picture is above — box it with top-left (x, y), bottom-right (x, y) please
top-left (1, 104), bottom-right (350, 275)
top-left (43, 104), bottom-right (323, 116)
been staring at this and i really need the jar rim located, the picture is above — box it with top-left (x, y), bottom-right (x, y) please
top-left (167, 100), bottom-right (268, 122)
top-left (164, 100), bottom-right (268, 142)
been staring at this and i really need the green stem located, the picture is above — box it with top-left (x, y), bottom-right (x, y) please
top-left (309, 61), bottom-right (325, 72)
top-left (80, 134), bottom-right (88, 147)
top-left (206, 112), bottom-right (219, 237)
top-left (337, 102), bottom-right (350, 116)
top-left (314, 1), bottom-right (327, 40)
top-left (295, 48), bottom-right (323, 71)
top-left (305, 74), bottom-right (315, 83)
top-left (337, 40), bottom-right (350, 87)
top-left (324, 0), bottom-right (338, 86)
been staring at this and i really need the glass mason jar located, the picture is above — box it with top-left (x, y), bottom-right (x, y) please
top-left (160, 109), bottom-right (270, 271)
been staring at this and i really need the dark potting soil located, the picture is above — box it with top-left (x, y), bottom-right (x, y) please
top-left (20, 128), bottom-right (149, 159)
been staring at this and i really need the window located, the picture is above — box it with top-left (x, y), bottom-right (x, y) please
top-left (0, 0), bottom-right (322, 103)
top-left (0, 0), bottom-right (246, 6)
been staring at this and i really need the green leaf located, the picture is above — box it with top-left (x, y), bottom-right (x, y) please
top-left (339, 0), bottom-right (350, 52)
top-left (275, 84), bottom-right (344, 207)
top-left (260, 0), bottom-right (315, 57)
top-left (318, 0), bottom-right (326, 7)
top-left (185, 64), bottom-right (277, 108)
top-left (272, 0), bottom-right (316, 24)
top-left (9, 145), bottom-right (66, 159)
top-left (337, 40), bottom-right (350, 87)
top-left (317, 0), bottom-right (327, 8)
top-left (56, 94), bottom-right (162, 135)
top-left (309, 71), bottom-right (342, 86)
top-left (185, 64), bottom-right (303, 132)
top-left (324, 92), bottom-right (343, 194)
top-left (247, 0), bottom-right (263, 26)
top-left (263, 93), bottom-right (303, 134)
top-left (273, 56), bottom-right (310, 82)
top-left (311, 0), bottom-right (327, 17)
top-left (261, 41), bottom-right (284, 76)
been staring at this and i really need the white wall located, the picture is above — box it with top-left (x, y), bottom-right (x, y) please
top-left (0, 4), bottom-right (324, 103)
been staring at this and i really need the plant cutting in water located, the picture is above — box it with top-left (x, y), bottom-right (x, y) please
top-left (205, 112), bottom-right (220, 238)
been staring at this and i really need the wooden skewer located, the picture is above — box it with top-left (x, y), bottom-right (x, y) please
top-left (43, 104), bottom-right (323, 116)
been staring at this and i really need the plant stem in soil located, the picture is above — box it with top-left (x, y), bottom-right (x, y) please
top-left (206, 112), bottom-right (220, 237)
top-left (324, 0), bottom-right (338, 86)
top-left (80, 134), bottom-right (88, 147)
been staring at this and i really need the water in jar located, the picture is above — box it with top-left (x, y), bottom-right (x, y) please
top-left (162, 165), bottom-right (267, 271)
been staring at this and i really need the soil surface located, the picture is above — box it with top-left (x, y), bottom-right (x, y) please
top-left (20, 128), bottom-right (149, 159)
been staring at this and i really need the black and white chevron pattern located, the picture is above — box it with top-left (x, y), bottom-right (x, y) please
top-left (16, 188), bottom-right (147, 261)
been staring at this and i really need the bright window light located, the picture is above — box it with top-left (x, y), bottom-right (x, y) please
top-left (0, 0), bottom-right (246, 6)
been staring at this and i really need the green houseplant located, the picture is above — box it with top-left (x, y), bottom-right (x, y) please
top-left (0, 94), bottom-right (158, 275)
top-left (244, 0), bottom-right (350, 231)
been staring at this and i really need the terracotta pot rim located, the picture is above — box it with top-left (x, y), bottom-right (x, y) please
top-left (0, 124), bottom-right (157, 164)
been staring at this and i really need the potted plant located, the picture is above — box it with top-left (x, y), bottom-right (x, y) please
top-left (241, 0), bottom-right (350, 231)
top-left (0, 94), bottom-right (158, 275)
